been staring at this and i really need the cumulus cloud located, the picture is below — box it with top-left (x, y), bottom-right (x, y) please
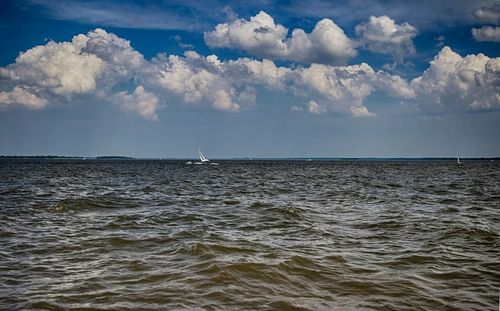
top-left (472, 26), bottom-right (500, 42)
top-left (151, 52), bottom-right (242, 111)
top-left (474, 4), bottom-right (500, 25)
top-left (0, 38), bottom-right (104, 96)
top-left (0, 28), bottom-right (163, 119)
top-left (355, 15), bottom-right (418, 61)
top-left (291, 62), bottom-right (414, 116)
top-left (307, 100), bottom-right (326, 114)
top-left (225, 58), bottom-right (290, 89)
top-left (411, 46), bottom-right (500, 112)
top-left (82, 29), bottom-right (145, 72)
top-left (0, 86), bottom-right (48, 109)
top-left (204, 11), bottom-right (356, 65)
top-left (112, 86), bottom-right (160, 120)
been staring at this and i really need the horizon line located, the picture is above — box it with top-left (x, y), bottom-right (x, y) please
top-left (1, 155), bottom-right (499, 161)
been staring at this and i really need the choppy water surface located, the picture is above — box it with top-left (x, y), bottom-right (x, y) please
top-left (0, 160), bottom-right (499, 310)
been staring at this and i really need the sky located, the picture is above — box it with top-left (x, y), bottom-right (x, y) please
top-left (0, 0), bottom-right (499, 158)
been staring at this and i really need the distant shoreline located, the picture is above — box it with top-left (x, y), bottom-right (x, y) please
top-left (0, 155), bottom-right (134, 160)
top-left (1, 155), bottom-right (499, 161)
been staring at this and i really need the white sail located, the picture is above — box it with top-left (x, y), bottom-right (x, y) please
top-left (198, 149), bottom-right (209, 162)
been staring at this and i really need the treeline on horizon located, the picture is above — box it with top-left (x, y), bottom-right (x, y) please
top-left (0, 155), bottom-right (134, 159)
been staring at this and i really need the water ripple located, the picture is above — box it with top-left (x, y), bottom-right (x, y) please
top-left (0, 159), bottom-right (499, 310)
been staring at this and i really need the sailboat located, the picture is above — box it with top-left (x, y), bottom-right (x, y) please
top-left (193, 149), bottom-right (218, 165)
top-left (457, 157), bottom-right (462, 164)
top-left (195, 149), bottom-right (209, 164)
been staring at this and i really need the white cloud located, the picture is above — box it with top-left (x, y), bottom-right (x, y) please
top-left (350, 106), bottom-right (375, 117)
top-left (0, 86), bottom-right (47, 109)
top-left (411, 46), bottom-right (500, 112)
top-left (3, 37), bottom-right (104, 96)
top-left (0, 28), bottom-right (160, 119)
top-left (435, 35), bottom-right (446, 47)
top-left (373, 71), bottom-right (416, 99)
top-left (150, 53), bottom-right (293, 112)
top-left (355, 15), bottom-right (418, 61)
top-left (225, 58), bottom-right (290, 88)
top-left (472, 26), bottom-right (500, 42)
top-left (237, 86), bottom-right (257, 108)
top-left (173, 35), bottom-right (195, 49)
top-left (0, 31), bottom-right (127, 114)
top-left (307, 100), bottom-right (325, 114)
top-left (111, 85), bottom-right (160, 120)
top-left (151, 52), bottom-right (241, 111)
top-left (83, 28), bottom-right (145, 71)
top-left (204, 11), bottom-right (356, 65)
top-left (291, 62), bottom-right (414, 116)
top-left (474, 4), bottom-right (500, 25)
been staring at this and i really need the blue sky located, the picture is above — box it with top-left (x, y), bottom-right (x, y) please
top-left (0, 0), bottom-right (499, 158)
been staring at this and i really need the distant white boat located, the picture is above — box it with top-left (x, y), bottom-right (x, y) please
top-left (194, 149), bottom-right (218, 165)
top-left (199, 149), bottom-right (209, 163)
top-left (457, 157), bottom-right (462, 164)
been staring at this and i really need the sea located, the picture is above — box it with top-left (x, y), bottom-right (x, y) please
top-left (0, 159), bottom-right (499, 310)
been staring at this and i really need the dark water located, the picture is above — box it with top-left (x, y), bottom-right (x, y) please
top-left (0, 160), bottom-right (499, 310)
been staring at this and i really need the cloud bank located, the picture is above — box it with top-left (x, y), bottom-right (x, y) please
top-left (0, 29), bottom-right (498, 119)
top-left (205, 11), bottom-right (419, 63)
